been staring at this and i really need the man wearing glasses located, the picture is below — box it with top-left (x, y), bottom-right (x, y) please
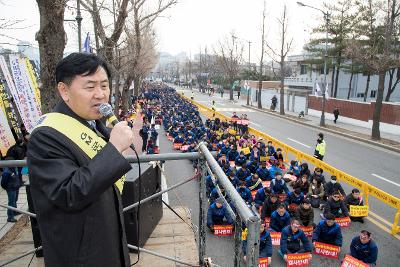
top-left (279, 219), bottom-right (312, 262)
top-left (349, 230), bottom-right (378, 266)
top-left (323, 191), bottom-right (349, 219)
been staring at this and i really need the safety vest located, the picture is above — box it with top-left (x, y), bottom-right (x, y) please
top-left (316, 140), bottom-right (326, 156)
top-left (34, 113), bottom-right (125, 194)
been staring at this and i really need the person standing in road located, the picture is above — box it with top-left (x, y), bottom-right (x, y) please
top-left (237, 89), bottom-right (241, 99)
top-left (333, 107), bottom-right (340, 124)
top-left (313, 133), bottom-right (326, 161)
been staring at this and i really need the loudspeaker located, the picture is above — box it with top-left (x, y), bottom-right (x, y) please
top-left (25, 184), bottom-right (44, 257)
top-left (122, 163), bottom-right (163, 250)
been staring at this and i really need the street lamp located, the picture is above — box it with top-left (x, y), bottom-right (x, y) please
top-left (297, 2), bottom-right (330, 126)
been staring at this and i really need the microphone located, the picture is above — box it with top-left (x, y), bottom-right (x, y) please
top-left (99, 103), bottom-right (119, 126)
top-left (99, 103), bottom-right (137, 151)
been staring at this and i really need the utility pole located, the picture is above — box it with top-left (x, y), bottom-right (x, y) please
top-left (76, 0), bottom-right (83, 52)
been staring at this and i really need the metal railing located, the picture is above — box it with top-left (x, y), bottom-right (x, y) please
top-left (0, 147), bottom-right (260, 267)
top-left (185, 94), bottom-right (400, 236)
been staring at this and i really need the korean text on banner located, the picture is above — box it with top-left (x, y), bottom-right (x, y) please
top-left (350, 205), bottom-right (369, 217)
top-left (0, 106), bottom-right (16, 155)
top-left (286, 253), bottom-right (311, 267)
top-left (0, 82), bottom-right (21, 137)
top-left (313, 241), bottom-right (340, 259)
top-left (24, 58), bottom-right (41, 109)
top-left (341, 254), bottom-right (370, 267)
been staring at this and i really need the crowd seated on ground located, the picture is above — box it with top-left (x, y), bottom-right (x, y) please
top-left (139, 85), bottom-right (377, 266)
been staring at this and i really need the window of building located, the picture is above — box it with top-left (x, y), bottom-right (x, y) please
top-left (356, 93), bottom-right (364, 98)
top-left (370, 90), bottom-right (376, 98)
top-left (300, 65), bottom-right (307, 75)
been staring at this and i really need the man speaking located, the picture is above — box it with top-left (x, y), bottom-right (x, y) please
top-left (27, 53), bottom-right (134, 267)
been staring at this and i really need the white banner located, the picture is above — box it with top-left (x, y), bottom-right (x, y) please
top-left (0, 107), bottom-right (15, 156)
top-left (9, 55), bottom-right (42, 132)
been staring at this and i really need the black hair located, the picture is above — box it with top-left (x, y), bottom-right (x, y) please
top-left (360, 230), bottom-right (371, 237)
top-left (325, 213), bottom-right (335, 220)
top-left (277, 204), bottom-right (286, 209)
top-left (55, 53), bottom-right (111, 85)
top-left (352, 188), bottom-right (360, 193)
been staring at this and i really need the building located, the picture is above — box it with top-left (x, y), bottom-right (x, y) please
top-left (284, 52), bottom-right (400, 103)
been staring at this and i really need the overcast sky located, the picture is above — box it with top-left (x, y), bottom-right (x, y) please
top-left (0, 0), bottom-right (326, 63)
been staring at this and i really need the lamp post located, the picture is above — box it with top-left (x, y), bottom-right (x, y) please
top-left (76, 0), bottom-right (83, 52)
top-left (297, 2), bottom-right (330, 126)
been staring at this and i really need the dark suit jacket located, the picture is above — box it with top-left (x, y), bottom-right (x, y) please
top-left (27, 101), bottom-right (132, 267)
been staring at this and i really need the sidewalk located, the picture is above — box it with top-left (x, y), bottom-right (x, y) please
top-left (0, 206), bottom-right (198, 266)
top-left (174, 84), bottom-right (400, 153)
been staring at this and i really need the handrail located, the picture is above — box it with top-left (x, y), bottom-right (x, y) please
top-left (185, 93), bottom-right (400, 235)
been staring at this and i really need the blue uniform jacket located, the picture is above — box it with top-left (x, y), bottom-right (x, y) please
top-left (207, 203), bottom-right (233, 226)
top-left (246, 161), bottom-right (259, 174)
top-left (285, 191), bottom-right (305, 206)
top-left (236, 168), bottom-right (251, 181)
top-left (235, 155), bottom-right (247, 166)
top-left (227, 150), bottom-right (239, 161)
top-left (350, 237), bottom-right (378, 264)
top-left (280, 225), bottom-right (311, 255)
top-left (269, 165), bottom-right (283, 179)
top-left (242, 230), bottom-right (272, 258)
top-left (312, 221), bottom-right (342, 247)
top-left (256, 167), bottom-right (271, 181)
top-left (254, 188), bottom-right (268, 207)
top-left (237, 187), bottom-right (253, 204)
top-left (270, 179), bottom-right (289, 194)
top-left (270, 210), bottom-right (291, 232)
top-left (245, 177), bottom-right (263, 191)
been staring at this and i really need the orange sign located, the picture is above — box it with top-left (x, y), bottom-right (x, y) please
top-left (341, 254), bottom-right (370, 267)
top-left (299, 225), bottom-right (313, 237)
top-left (259, 257), bottom-right (269, 267)
top-left (251, 190), bottom-right (257, 200)
top-left (286, 253), bottom-right (311, 267)
top-left (264, 217), bottom-right (270, 228)
top-left (314, 241), bottom-right (340, 259)
top-left (335, 217), bottom-right (351, 228)
top-left (288, 203), bottom-right (298, 211)
top-left (173, 143), bottom-right (183, 149)
top-left (214, 225), bottom-right (234, 236)
top-left (270, 232), bottom-right (281, 246)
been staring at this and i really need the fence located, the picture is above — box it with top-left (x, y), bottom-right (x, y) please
top-left (185, 93), bottom-right (400, 236)
top-left (0, 145), bottom-right (260, 267)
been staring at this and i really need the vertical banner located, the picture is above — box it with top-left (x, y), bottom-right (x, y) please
top-left (8, 55), bottom-right (42, 132)
top-left (0, 106), bottom-right (15, 156)
top-left (0, 82), bottom-right (21, 138)
top-left (24, 58), bottom-right (41, 109)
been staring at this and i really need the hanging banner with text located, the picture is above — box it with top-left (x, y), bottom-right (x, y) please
top-left (0, 105), bottom-right (15, 155)
top-left (313, 242), bottom-right (340, 259)
top-left (24, 58), bottom-right (41, 110)
top-left (0, 82), bottom-right (22, 139)
top-left (286, 253), bottom-right (311, 267)
top-left (341, 254), bottom-right (370, 267)
top-left (350, 205), bottom-right (369, 217)
top-left (9, 55), bottom-right (42, 132)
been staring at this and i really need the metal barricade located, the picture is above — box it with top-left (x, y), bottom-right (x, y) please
top-left (0, 145), bottom-right (260, 267)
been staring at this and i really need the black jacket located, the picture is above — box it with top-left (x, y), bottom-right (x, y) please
top-left (324, 198), bottom-right (349, 217)
top-left (261, 197), bottom-right (281, 220)
top-left (27, 101), bottom-right (132, 267)
top-left (324, 182), bottom-right (345, 197)
top-left (294, 205), bottom-right (314, 226)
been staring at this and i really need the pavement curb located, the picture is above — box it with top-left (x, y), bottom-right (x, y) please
top-left (242, 105), bottom-right (400, 154)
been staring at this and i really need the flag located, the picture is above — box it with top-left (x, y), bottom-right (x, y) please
top-left (83, 32), bottom-right (91, 53)
top-left (325, 83), bottom-right (330, 99)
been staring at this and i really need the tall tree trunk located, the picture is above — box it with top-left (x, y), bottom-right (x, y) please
top-left (372, 71), bottom-right (385, 140)
top-left (230, 80), bottom-right (234, 100)
top-left (257, 77), bottom-right (262, 109)
top-left (35, 0), bottom-right (66, 113)
top-left (385, 67), bottom-right (400, 101)
top-left (347, 70), bottom-right (354, 99)
top-left (280, 60), bottom-right (285, 115)
top-left (121, 78), bottom-right (131, 113)
top-left (363, 73), bottom-right (371, 102)
top-left (334, 55), bottom-right (341, 98)
top-left (113, 74), bottom-right (121, 116)
top-left (330, 64), bottom-right (335, 96)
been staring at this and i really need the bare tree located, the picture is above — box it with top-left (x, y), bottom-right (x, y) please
top-left (214, 33), bottom-right (244, 100)
top-left (266, 5), bottom-right (293, 115)
top-left (346, 0), bottom-right (400, 139)
top-left (35, 0), bottom-right (67, 113)
top-left (257, 0), bottom-right (267, 109)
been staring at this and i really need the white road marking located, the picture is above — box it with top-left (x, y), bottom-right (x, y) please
top-left (287, 138), bottom-right (311, 148)
top-left (217, 108), bottom-right (255, 112)
top-left (250, 121), bottom-right (261, 127)
top-left (372, 173), bottom-right (400, 187)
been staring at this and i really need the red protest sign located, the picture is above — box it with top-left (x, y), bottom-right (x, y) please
top-left (286, 253), bottom-right (311, 267)
top-left (213, 225), bottom-right (234, 236)
top-left (341, 254), bottom-right (370, 267)
top-left (313, 241), bottom-right (340, 259)
top-left (299, 225), bottom-right (313, 237)
top-left (270, 232), bottom-right (281, 246)
top-left (229, 161), bottom-right (235, 167)
top-left (251, 190), bottom-right (257, 200)
top-left (264, 217), bottom-right (270, 228)
top-left (173, 143), bottom-right (183, 150)
top-left (259, 257), bottom-right (269, 267)
top-left (335, 217), bottom-right (351, 228)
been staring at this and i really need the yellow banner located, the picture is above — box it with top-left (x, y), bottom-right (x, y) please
top-left (350, 205), bottom-right (369, 217)
top-left (24, 59), bottom-right (41, 109)
top-left (0, 83), bottom-right (21, 138)
top-left (242, 147), bottom-right (251, 155)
